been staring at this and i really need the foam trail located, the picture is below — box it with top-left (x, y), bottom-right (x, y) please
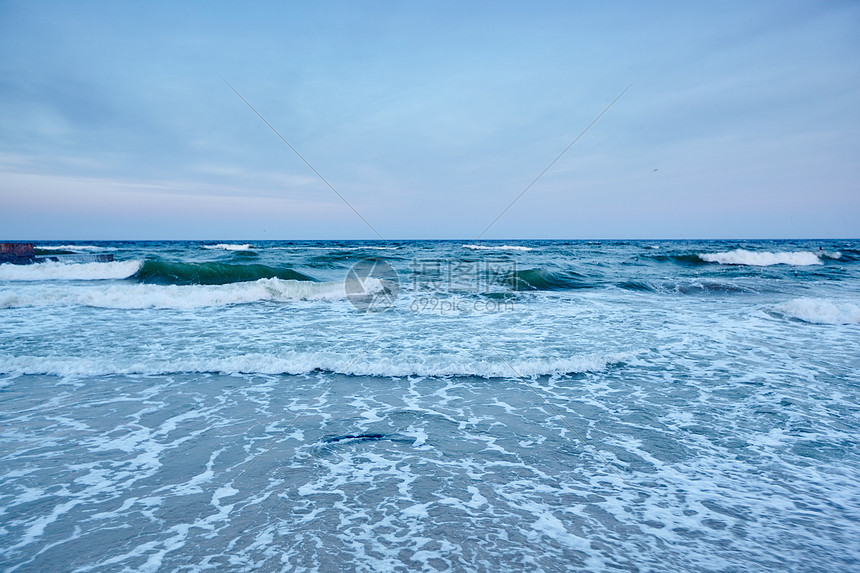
top-left (0, 260), bottom-right (142, 281)
top-left (700, 249), bottom-right (822, 266)
top-left (463, 244), bottom-right (533, 251)
top-left (0, 351), bottom-right (631, 378)
top-left (772, 298), bottom-right (860, 324)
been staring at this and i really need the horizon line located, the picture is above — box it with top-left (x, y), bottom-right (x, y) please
top-left (3, 237), bottom-right (857, 243)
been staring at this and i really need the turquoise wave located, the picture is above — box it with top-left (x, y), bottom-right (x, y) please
top-left (132, 261), bottom-right (316, 285)
top-left (504, 268), bottom-right (597, 291)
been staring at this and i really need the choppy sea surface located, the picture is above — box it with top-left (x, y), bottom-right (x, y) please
top-left (1, 239), bottom-right (859, 572)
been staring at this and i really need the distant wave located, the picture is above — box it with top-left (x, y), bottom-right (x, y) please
top-left (463, 244), bottom-right (534, 252)
top-left (699, 249), bottom-right (822, 266)
top-left (0, 260), bottom-right (142, 281)
top-left (271, 245), bottom-right (399, 251)
top-left (771, 298), bottom-right (860, 324)
top-left (36, 244), bottom-right (104, 253)
top-left (0, 277), bottom-right (371, 309)
top-left (132, 261), bottom-right (315, 285)
top-left (0, 350), bottom-right (632, 378)
top-left (203, 243), bottom-right (252, 251)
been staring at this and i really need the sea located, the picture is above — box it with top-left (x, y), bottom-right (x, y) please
top-left (1, 239), bottom-right (859, 572)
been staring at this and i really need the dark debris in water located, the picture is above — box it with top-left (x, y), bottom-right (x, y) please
top-left (323, 433), bottom-right (387, 444)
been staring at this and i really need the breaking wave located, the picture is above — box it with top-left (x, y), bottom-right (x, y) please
top-left (700, 250), bottom-right (823, 266)
top-left (0, 260), bottom-right (317, 286)
top-left (0, 351), bottom-right (632, 379)
top-left (203, 243), bottom-right (253, 251)
top-left (35, 244), bottom-right (105, 254)
top-left (0, 260), bottom-right (142, 281)
top-left (0, 277), bottom-right (365, 309)
top-left (463, 244), bottom-right (534, 251)
top-left (771, 298), bottom-right (860, 324)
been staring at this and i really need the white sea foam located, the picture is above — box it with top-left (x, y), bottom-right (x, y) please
top-left (772, 298), bottom-right (860, 324)
top-left (36, 244), bottom-right (104, 252)
top-left (0, 260), bottom-right (142, 281)
top-left (0, 351), bottom-right (630, 378)
top-left (463, 244), bottom-right (533, 251)
top-left (203, 243), bottom-right (252, 251)
top-left (0, 277), bottom-right (364, 309)
top-left (700, 249), bottom-right (822, 266)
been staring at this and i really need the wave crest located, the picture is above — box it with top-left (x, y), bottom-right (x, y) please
top-left (463, 244), bottom-right (534, 251)
top-left (0, 351), bottom-right (631, 378)
top-left (699, 249), bottom-right (822, 266)
top-left (132, 261), bottom-right (315, 285)
top-left (0, 260), bottom-right (142, 281)
top-left (35, 244), bottom-right (105, 253)
top-left (771, 298), bottom-right (860, 324)
top-left (203, 243), bottom-right (252, 251)
top-left (0, 278), bottom-right (355, 309)
top-left (504, 268), bottom-right (595, 291)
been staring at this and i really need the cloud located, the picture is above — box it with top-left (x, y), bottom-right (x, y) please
top-left (0, 1), bottom-right (858, 238)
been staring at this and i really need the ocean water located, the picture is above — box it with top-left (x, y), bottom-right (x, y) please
top-left (1, 239), bottom-right (859, 571)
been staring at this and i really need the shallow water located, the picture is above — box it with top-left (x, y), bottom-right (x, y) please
top-left (1, 240), bottom-right (859, 571)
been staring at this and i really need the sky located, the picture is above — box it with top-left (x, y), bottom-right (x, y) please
top-left (0, 0), bottom-right (858, 240)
